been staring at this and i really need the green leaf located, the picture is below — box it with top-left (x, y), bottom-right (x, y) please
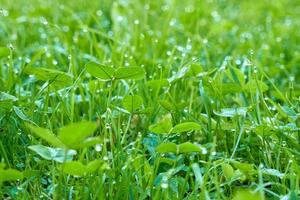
top-left (231, 161), bottom-right (255, 174)
top-left (28, 145), bottom-right (76, 163)
top-left (86, 160), bottom-right (103, 173)
top-left (63, 161), bottom-right (86, 176)
top-left (159, 157), bottom-right (175, 166)
top-left (171, 122), bottom-right (201, 133)
top-left (199, 80), bottom-right (212, 130)
top-left (0, 168), bottom-right (23, 183)
top-left (221, 83), bottom-right (243, 94)
top-left (168, 66), bottom-right (189, 82)
top-left (149, 115), bottom-right (173, 134)
top-left (26, 123), bottom-right (64, 147)
top-left (254, 124), bottom-right (274, 136)
top-left (0, 47), bottom-right (10, 58)
top-left (0, 92), bottom-right (18, 109)
top-left (191, 163), bottom-right (203, 189)
top-left (226, 67), bottom-right (245, 85)
top-left (0, 92), bottom-right (18, 102)
top-left (245, 80), bottom-right (269, 93)
top-left (25, 48), bottom-right (46, 68)
top-left (62, 160), bottom-right (106, 176)
top-left (159, 100), bottom-right (176, 111)
top-left (261, 168), bottom-right (284, 178)
top-left (86, 62), bottom-right (115, 80)
top-left (289, 191), bottom-right (298, 200)
top-left (156, 142), bottom-right (202, 154)
top-left (281, 105), bottom-right (297, 121)
top-left (233, 189), bottom-right (263, 200)
top-left (178, 142), bottom-right (201, 153)
top-left (29, 145), bottom-right (52, 160)
top-left (156, 142), bottom-right (177, 153)
top-left (188, 63), bottom-right (204, 76)
top-left (115, 67), bottom-right (145, 80)
top-left (122, 95), bottom-right (143, 112)
top-left (222, 163), bottom-right (235, 180)
top-left (13, 106), bottom-right (33, 122)
top-left (50, 147), bottom-right (77, 163)
top-left (58, 121), bottom-right (97, 149)
top-left (78, 137), bottom-right (103, 149)
top-left (24, 67), bottom-right (73, 87)
top-left (146, 79), bottom-right (169, 92)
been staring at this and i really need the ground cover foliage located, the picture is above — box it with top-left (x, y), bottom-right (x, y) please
top-left (0, 0), bottom-right (300, 199)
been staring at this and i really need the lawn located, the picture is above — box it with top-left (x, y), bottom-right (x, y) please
top-left (0, 0), bottom-right (300, 199)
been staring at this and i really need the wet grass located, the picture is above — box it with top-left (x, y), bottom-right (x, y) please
top-left (0, 0), bottom-right (300, 199)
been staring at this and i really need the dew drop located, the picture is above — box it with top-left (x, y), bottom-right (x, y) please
top-left (96, 10), bottom-right (103, 16)
top-left (95, 144), bottom-right (102, 152)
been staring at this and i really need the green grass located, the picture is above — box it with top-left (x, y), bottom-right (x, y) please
top-left (0, 0), bottom-right (300, 199)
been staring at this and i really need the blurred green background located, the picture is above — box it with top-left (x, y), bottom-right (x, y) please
top-left (1, 0), bottom-right (299, 86)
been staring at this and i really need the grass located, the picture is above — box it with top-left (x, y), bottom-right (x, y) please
top-left (0, 0), bottom-right (300, 199)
